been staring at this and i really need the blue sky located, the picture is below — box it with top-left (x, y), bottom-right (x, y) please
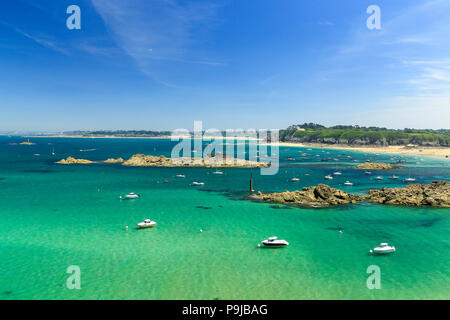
top-left (1, 0), bottom-right (449, 131)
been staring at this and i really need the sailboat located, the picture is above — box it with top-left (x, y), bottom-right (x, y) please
top-left (51, 147), bottom-right (55, 156)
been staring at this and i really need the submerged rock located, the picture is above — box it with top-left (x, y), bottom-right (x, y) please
top-left (253, 184), bottom-right (365, 208)
top-left (354, 162), bottom-right (405, 170)
top-left (367, 180), bottom-right (450, 207)
top-left (56, 157), bottom-right (95, 164)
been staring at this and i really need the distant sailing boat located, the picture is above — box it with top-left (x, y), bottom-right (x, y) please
top-left (250, 169), bottom-right (255, 192)
top-left (51, 147), bottom-right (55, 156)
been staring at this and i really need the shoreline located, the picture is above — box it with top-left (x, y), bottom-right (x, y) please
top-left (276, 142), bottom-right (449, 160)
top-left (20, 135), bottom-right (450, 159)
top-left (24, 135), bottom-right (261, 141)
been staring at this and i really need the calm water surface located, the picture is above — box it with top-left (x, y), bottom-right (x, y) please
top-left (0, 136), bottom-right (448, 299)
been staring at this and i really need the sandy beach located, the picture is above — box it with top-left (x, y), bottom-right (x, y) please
top-left (275, 142), bottom-right (450, 160)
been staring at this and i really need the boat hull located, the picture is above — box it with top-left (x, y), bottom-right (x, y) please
top-left (261, 240), bottom-right (289, 247)
top-left (137, 222), bottom-right (157, 228)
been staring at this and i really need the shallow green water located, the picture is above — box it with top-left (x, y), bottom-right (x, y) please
top-left (0, 137), bottom-right (448, 299)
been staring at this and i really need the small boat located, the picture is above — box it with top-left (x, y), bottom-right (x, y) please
top-left (343, 181), bottom-right (353, 186)
top-left (364, 171), bottom-right (372, 175)
top-left (137, 219), bottom-right (157, 228)
top-left (212, 170), bottom-right (224, 175)
top-left (375, 176), bottom-right (383, 180)
top-left (291, 177), bottom-right (300, 182)
top-left (324, 175), bottom-right (333, 180)
top-left (287, 157), bottom-right (296, 161)
top-left (175, 174), bottom-right (186, 178)
top-left (370, 243), bottom-right (396, 255)
top-left (191, 182), bottom-right (205, 186)
top-left (390, 175), bottom-right (399, 179)
top-left (404, 169), bottom-right (416, 182)
top-left (261, 236), bottom-right (289, 247)
top-left (120, 193), bottom-right (140, 199)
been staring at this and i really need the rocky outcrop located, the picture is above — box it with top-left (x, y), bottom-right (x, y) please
top-left (253, 184), bottom-right (365, 208)
top-left (251, 181), bottom-right (450, 208)
top-left (56, 157), bottom-right (95, 164)
top-left (367, 181), bottom-right (450, 207)
top-left (355, 162), bottom-right (405, 170)
top-left (103, 158), bottom-right (124, 163)
top-left (122, 154), bottom-right (267, 168)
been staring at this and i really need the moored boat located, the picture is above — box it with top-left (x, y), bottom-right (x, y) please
top-left (261, 236), bottom-right (289, 247)
top-left (120, 193), bottom-right (140, 199)
top-left (370, 243), bottom-right (396, 254)
top-left (137, 219), bottom-right (157, 228)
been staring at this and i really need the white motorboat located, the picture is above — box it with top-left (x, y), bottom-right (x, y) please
top-left (175, 174), bottom-right (186, 178)
top-left (375, 176), bottom-right (383, 180)
top-left (370, 243), bottom-right (396, 254)
top-left (364, 171), bottom-right (372, 175)
top-left (324, 175), bottom-right (333, 180)
top-left (333, 171), bottom-right (342, 176)
top-left (291, 177), bottom-right (300, 182)
top-left (191, 182), bottom-right (205, 186)
top-left (404, 177), bottom-right (416, 182)
top-left (212, 170), bottom-right (224, 175)
top-left (137, 219), bottom-right (157, 228)
top-left (390, 175), bottom-right (399, 179)
top-left (343, 181), bottom-right (353, 186)
top-left (261, 236), bottom-right (289, 247)
top-left (120, 193), bottom-right (140, 199)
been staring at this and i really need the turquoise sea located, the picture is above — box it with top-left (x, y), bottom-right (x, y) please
top-left (0, 136), bottom-right (449, 300)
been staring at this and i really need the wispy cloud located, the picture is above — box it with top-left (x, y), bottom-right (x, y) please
top-left (318, 21), bottom-right (334, 26)
top-left (91, 0), bottom-right (225, 85)
top-left (18, 30), bottom-right (70, 55)
top-left (331, 0), bottom-right (450, 127)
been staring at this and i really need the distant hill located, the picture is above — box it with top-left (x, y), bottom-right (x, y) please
top-left (63, 130), bottom-right (172, 137)
top-left (280, 124), bottom-right (450, 147)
